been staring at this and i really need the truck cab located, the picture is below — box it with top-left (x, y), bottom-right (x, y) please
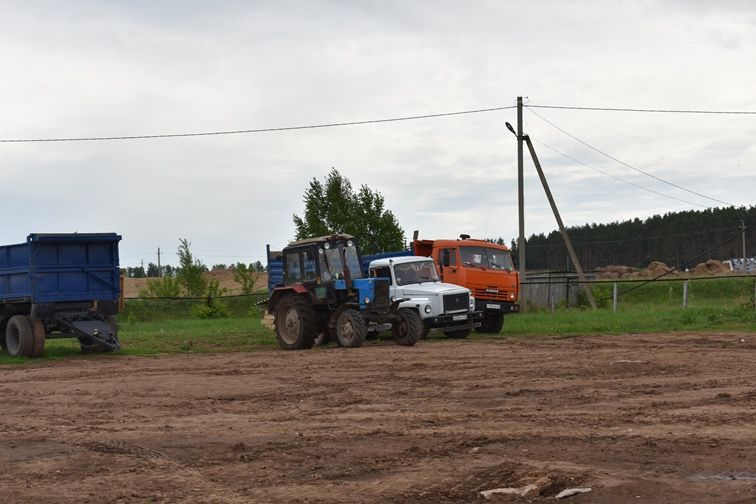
top-left (368, 256), bottom-right (482, 338)
top-left (414, 235), bottom-right (520, 333)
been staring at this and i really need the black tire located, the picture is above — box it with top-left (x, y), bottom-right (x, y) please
top-left (5, 315), bottom-right (34, 357)
top-left (0, 317), bottom-right (9, 351)
top-left (80, 315), bottom-right (117, 354)
top-left (443, 328), bottom-right (472, 339)
top-left (475, 312), bottom-right (504, 334)
top-left (393, 309), bottom-right (421, 346)
top-left (335, 309), bottom-right (366, 348)
top-left (30, 318), bottom-right (46, 358)
top-left (275, 295), bottom-right (317, 350)
top-left (420, 320), bottom-right (431, 339)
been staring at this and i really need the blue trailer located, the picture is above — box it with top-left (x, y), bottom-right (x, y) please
top-left (0, 233), bottom-right (122, 358)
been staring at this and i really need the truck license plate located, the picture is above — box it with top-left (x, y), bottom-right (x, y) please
top-left (452, 314), bottom-right (467, 321)
top-left (486, 304), bottom-right (500, 310)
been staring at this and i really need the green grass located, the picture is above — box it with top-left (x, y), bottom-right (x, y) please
top-left (1, 277), bottom-right (754, 364)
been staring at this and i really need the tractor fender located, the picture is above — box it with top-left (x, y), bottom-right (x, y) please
top-left (269, 285), bottom-right (310, 313)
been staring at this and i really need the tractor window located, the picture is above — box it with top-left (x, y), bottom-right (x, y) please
top-left (318, 249), bottom-right (331, 282)
top-left (344, 244), bottom-right (363, 279)
top-left (370, 266), bottom-right (392, 284)
top-left (325, 248), bottom-right (344, 279)
top-left (284, 252), bottom-right (302, 284)
top-left (302, 250), bottom-right (317, 282)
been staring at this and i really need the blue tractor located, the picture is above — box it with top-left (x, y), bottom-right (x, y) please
top-left (267, 234), bottom-right (421, 350)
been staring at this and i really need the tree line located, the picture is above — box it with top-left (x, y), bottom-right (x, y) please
top-left (511, 206), bottom-right (756, 271)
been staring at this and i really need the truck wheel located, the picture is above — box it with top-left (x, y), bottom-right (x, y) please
top-left (80, 315), bottom-right (118, 354)
top-left (443, 328), bottom-right (471, 339)
top-left (420, 321), bottom-right (431, 339)
top-left (275, 295), bottom-right (316, 350)
top-left (30, 319), bottom-right (46, 358)
top-left (393, 309), bottom-right (421, 346)
top-left (5, 315), bottom-right (34, 357)
top-left (335, 309), bottom-right (366, 348)
top-left (475, 312), bottom-right (504, 334)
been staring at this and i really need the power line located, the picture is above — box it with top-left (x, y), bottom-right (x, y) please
top-left (525, 107), bottom-right (737, 208)
top-left (533, 138), bottom-right (708, 208)
top-left (0, 105), bottom-right (516, 143)
top-left (528, 104), bottom-right (756, 115)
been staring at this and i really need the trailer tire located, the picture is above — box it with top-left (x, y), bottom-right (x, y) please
top-left (30, 318), bottom-right (46, 358)
top-left (274, 295), bottom-right (316, 350)
top-left (392, 309), bottom-right (421, 346)
top-left (475, 312), bottom-right (504, 334)
top-left (5, 315), bottom-right (34, 358)
top-left (443, 328), bottom-right (471, 339)
top-left (335, 309), bottom-right (366, 348)
top-left (80, 315), bottom-right (117, 354)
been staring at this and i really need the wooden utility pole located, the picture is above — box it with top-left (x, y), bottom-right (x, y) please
top-left (523, 135), bottom-right (597, 310)
top-left (157, 247), bottom-right (162, 277)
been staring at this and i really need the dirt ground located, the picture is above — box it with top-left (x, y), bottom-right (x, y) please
top-left (2, 333), bottom-right (756, 503)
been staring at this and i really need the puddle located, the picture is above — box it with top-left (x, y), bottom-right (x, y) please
top-left (686, 473), bottom-right (756, 481)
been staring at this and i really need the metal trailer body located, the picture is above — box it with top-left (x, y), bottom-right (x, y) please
top-left (0, 233), bottom-right (122, 357)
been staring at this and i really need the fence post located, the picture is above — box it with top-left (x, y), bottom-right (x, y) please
top-left (683, 280), bottom-right (689, 309)
top-left (612, 282), bottom-right (618, 313)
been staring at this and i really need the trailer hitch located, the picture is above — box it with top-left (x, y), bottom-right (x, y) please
top-left (53, 310), bottom-right (121, 351)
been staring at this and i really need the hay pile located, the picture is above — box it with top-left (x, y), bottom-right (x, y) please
top-left (597, 259), bottom-right (733, 279)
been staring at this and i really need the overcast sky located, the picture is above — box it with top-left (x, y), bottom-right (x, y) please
top-left (1, 1), bottom-right (754, 267)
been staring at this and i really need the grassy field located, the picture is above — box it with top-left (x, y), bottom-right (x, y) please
top-left (1, 277), bottom-right (754, 364)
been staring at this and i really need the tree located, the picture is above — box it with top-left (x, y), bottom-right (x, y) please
top-left (146, 262), bottom-right (160, 277)
top-left (252, 260), bottom-right (265, 273)
top-left (292, 168), bottom-right (405, 255)
top-left (233, 263), bottom-right (257, 295)
top-left (177, 238), bottom-right (207, 297)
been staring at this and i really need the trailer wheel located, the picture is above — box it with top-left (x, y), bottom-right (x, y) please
top-left (5, 315), bottom-right (34, 357)
top-left (443, 328), bottom-right (471, 339)
top-left (274, 295), bottom-right (316, 350)
top-left (80, 315), bottom-right (117, 354)
top-left (335, 309), bottom-right (366, 348)
top-left (30, 318), bottom-right (46, 358)
top-left (393, 309), bottom-right (421, 346)
top-left (475, 312), bottom-right (504, 334)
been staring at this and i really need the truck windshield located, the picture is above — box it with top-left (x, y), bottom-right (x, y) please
top-left (325, 248), bottom-right (344, 279)
top-left (394, 260), bottom-right (439, 286)
top-left (460, 247), bottom-right (514, 271)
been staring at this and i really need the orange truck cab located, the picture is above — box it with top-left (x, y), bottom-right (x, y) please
top-left (414, 234), bottom-right (520, 333)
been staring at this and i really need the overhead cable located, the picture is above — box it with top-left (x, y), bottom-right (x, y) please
top-left (0, 105), bottom-right (516, 143)
top-left (526, 107), bottom-right (737, 207)
top-left (527, 104), bottom-right (756, 115)
top-left (533, 139), bottom-right (708, 208)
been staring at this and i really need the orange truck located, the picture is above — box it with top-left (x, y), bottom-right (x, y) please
top-left (413, 233), bottom-right (520, 333)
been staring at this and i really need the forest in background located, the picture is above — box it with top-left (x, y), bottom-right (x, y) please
top-left (511, 206), bottom-right (755, 271)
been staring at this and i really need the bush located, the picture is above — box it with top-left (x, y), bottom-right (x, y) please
top-left (138, 277), bottom-right (182, 298)
top-left (191, 301), bottom-right (230, 319)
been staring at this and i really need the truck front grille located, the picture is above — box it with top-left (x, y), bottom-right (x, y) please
top-left (473, 288), bottom-right (514, 301)
top-left (443, 292), bottom-right (469, 313)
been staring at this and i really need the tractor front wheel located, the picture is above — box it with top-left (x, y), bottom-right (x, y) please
top-left (275, 295), bottom-right (317, 350)
top-left (335, 309), bottom-right (366, 348)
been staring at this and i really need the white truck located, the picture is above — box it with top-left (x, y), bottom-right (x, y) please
top-left (367, 256), bottom-right (483, 339)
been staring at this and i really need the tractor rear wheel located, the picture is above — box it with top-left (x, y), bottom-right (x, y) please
top-left (5, 315), bottom-right (34, 358)
top-left (275, 295), bottom-right (317, 350)
top-left (393, 309), bottom-right (421, 346)
top-left (335, 309), bottom-right (366, 348)
top-left (475, 312), bottom-right (504, 334)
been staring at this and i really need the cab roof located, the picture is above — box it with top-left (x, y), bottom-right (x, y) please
top-left (369, 255), bottom-right (433, 267)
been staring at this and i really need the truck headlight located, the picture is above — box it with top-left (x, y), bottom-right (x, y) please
top-left (424, 305), bottom-right (432, 314)
top-left (469, 295), bottom-right (475, 310)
